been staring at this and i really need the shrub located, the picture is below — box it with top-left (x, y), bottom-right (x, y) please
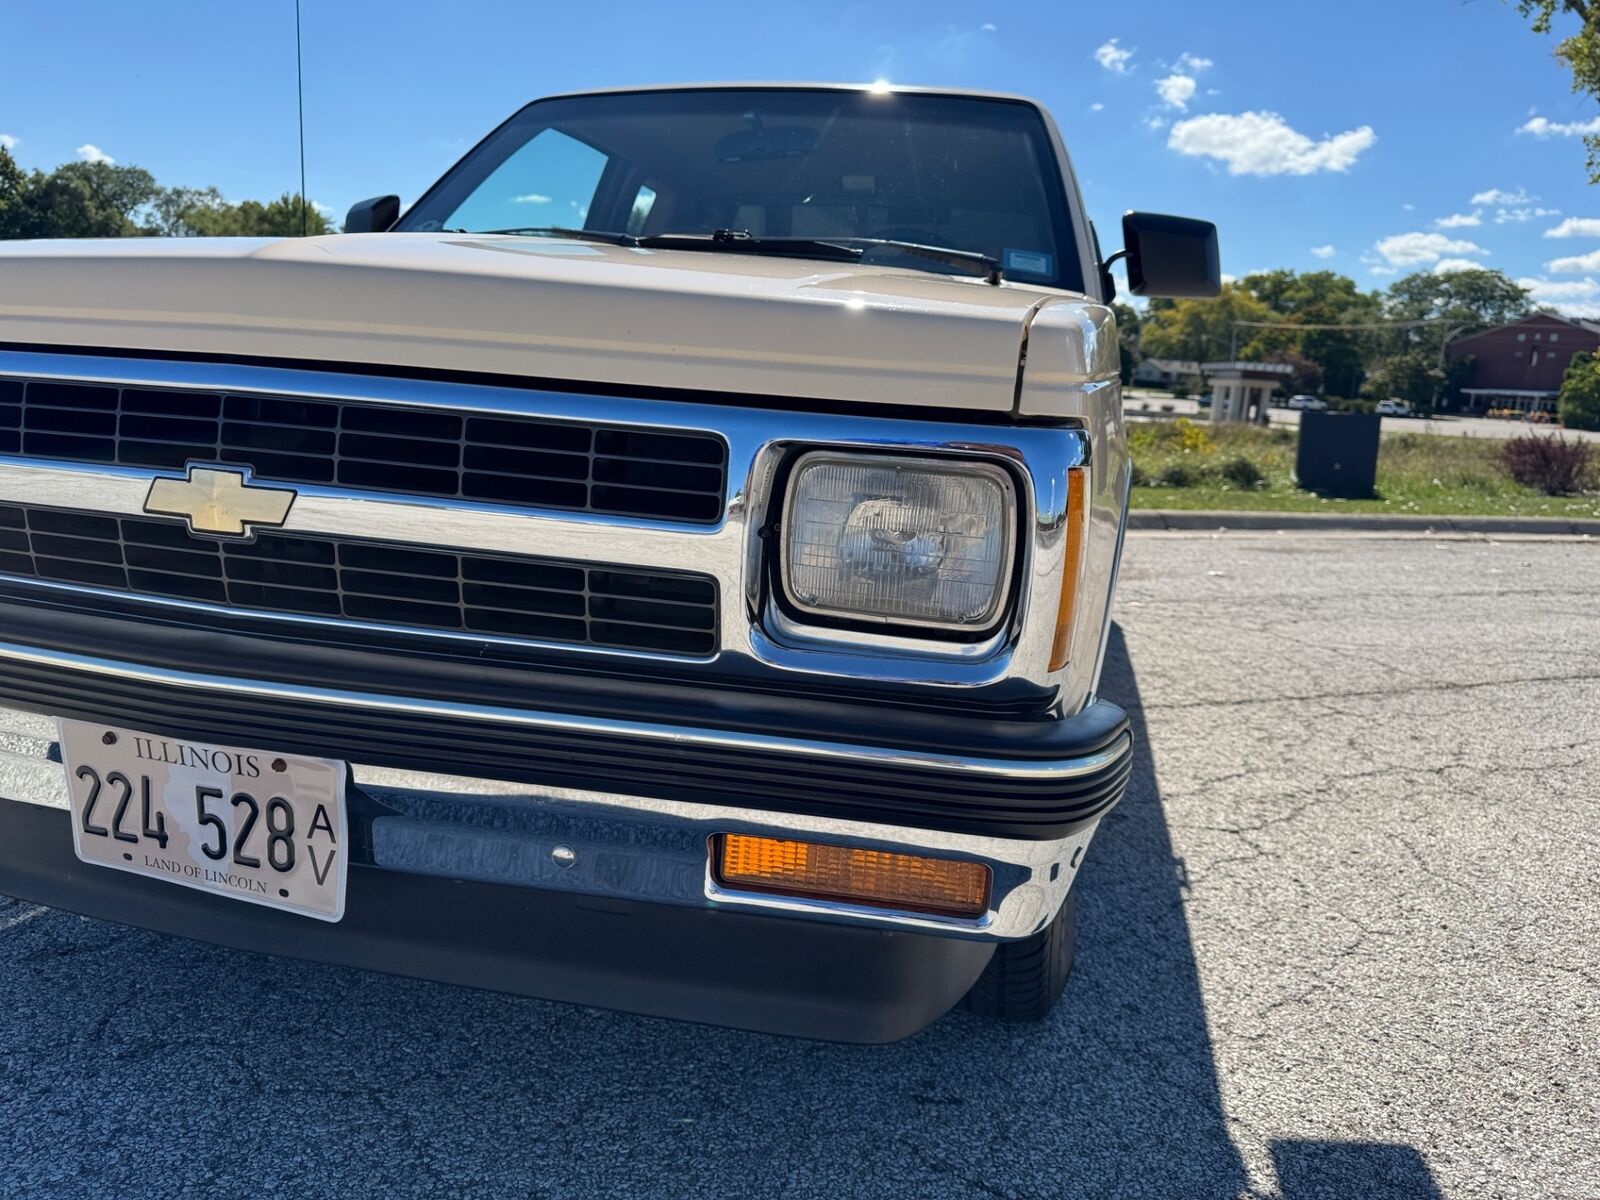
top-left (1129, 460), bottom-right (1150, 488)
top-left (1154, 462), bottom-right (1200, 488)
top-left (1559, 351), bottom-right (1600, 431)
top-left (1499, 433), bottom-right (1595, 496)
top-left (1216, 455), bottom-right (1265, 488)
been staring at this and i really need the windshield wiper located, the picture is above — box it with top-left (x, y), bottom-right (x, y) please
top-left (634, 229), bottom-right (859, 263)
top-left (640, 230), bottom-right (1003, 284)
top-left (825, 237), bottom-right (1003, 285)
top-left (472, 226), bottom-right (639, 245)
top-left (466, 226), bottom-right (1003, 284)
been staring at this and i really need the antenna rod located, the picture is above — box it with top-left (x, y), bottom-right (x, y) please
top-left (295, 0), bottom-right (307, 236)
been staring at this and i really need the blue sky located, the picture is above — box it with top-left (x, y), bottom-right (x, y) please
top-left (4, 0), bottom-right (1600, 311)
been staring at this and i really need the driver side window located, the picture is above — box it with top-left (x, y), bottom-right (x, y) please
top-left (442, 129), bottom-right (609, 232)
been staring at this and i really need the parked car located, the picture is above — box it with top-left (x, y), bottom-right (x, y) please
top-left (1288, 394), bottom-right (1329, 411)
top-left (1375, 399), bottom-right (1412, 417)
top-left (1198, 393), bottom-right (1213, 409)
top-left (0, 84), bottom-right (1219, 1042)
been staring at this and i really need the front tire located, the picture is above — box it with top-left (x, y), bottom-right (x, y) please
top-left (962, 890), bottom-right (1076, 1022)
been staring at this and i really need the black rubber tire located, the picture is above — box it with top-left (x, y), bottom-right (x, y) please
top-left (962, 889), bottom-right (1076, 1022)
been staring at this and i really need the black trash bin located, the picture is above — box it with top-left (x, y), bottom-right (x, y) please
top-left (1296, 410), bottom-right (1380, 498)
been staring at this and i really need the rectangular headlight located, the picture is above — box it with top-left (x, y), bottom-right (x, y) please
top-left (780, 452), bottom-right (1015, 632)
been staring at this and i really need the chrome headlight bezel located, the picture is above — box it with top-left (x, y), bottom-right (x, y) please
top-left (776, 450), bottom-right (1020, 637)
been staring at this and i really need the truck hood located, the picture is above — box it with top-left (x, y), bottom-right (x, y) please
top-left (0, 233), bottom-right (1107, 414)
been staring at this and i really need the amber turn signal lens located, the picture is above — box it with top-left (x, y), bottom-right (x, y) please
top-left (713, 834), bottom-right (991, 918)
top-left (1048, 466), bottom-right (1088, 672)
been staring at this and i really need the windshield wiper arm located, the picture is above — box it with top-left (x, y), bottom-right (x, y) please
top-left (638, 230), bottom-right (1002, 284)
top-left (474, 226), bottom-right (640, 245)
top-left (828, 238), bottom-right (1003, 285)
top-left (633, 229), bottom-right (862, 264)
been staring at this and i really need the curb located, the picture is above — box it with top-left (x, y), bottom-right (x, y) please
top-left (1127, 509), bottom-right (1600, 536)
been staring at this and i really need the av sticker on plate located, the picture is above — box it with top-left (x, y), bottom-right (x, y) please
top-left (1003, 248), bottom-right (1055, 277)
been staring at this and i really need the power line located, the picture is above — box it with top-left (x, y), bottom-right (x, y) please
top-left (1233, 317), bottom-right (1457, 332)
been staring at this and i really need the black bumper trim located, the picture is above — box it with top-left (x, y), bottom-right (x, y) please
top-left (0, 620), bottom-right (1133, 842)
top-left (0, 800), bottom-right (991, 1043)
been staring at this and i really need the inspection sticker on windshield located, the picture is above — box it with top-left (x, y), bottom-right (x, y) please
top-left (57, 720), bottom-right (348, 921)
top-left (1003, 248), bottom-right (1054, 277)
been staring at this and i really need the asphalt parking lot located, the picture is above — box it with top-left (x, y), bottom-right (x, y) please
top-left (2, 531), bottom-right (1596, 1199)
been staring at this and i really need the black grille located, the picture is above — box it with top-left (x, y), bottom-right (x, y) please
top-left (0, 505), bottom-right (717, 656)
top-left (0, 377), bottom-right (726, 524)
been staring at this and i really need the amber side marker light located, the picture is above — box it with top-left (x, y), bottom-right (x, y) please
top-left (713, 834), bottom-right (991, 918)
top-left (1048, 466), bottom-right (1089, 672)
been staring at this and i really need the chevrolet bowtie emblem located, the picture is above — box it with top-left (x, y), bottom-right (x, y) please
top-left (143, 466), bottom-right (297, 538)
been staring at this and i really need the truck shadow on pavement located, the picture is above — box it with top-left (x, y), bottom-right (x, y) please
top-left (0, 626), bottom-right (1442, 1199)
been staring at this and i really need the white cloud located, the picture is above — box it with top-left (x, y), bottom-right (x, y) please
top-left (310, 199), bottom-right (334, 217)
top-left (1311, 244), bottom-right (1336, 259)
top-left (1433, 211), bottom-right (1481, 228)
top-left (1518, 115), bottom-right (1600, 138)
top-left (1546, 217), bottom-right (1600, 238)
top-left (1495, 206), bottom-right (1560, 224)
top-left (1433, 258), bottom-right (1485, 275)
top-left (980, 22), bottom-right (996, 32)
top-left (512, 193), bottom-right (552, 204)
top-left (1403, 203), bottom-right (1416, 211)
top-left (1471, 187), bottom-right (1532, 205)
top-left (1166, 110), bottom-right (1376, 176)
top-left (1089, 102), bottom-right (1105, 113)
top-left (1175, 52), bottom-right (1213, 72)
top-left (1156, 74), bottom-right (1197, 110)
top-left (0, 134), bottom-right (15, 151)
top-left (1548, 247), bottom-right (1600, 273)
top-left (1095, 39), bottom-right (1133, 73)
top-left (1519, 276), bottom-right (1600, 301)
top-left (1144, 114), bottom-right (1169, 132)
top-left (75, 143), bottom-right (113, 164)
top-left (1373, 231), bottom-right (1486, 267)
top-left (1518, 275), bottom-right (1600, 317)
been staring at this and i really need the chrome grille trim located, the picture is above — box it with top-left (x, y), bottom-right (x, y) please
top-left (0, 351), bottom-right (1089, 693)
top-left (0, 372), bottom-right (727, 523)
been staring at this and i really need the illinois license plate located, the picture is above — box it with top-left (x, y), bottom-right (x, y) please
top-left (57, 719), bottom-right (348, 922)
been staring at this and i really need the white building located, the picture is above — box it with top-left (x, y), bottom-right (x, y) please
top-left (1200, 362), bottom-right (1295, 424)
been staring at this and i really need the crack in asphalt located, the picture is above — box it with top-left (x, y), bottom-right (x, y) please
top-left (1123, 667), bottom-right (1600, 714)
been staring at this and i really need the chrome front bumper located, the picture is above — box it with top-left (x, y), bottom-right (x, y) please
top-left (1, 690), bottom-right (1119, 942)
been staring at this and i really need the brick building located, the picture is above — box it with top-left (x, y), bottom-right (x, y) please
top-left (1446, 313), bottom-right (1600, 414)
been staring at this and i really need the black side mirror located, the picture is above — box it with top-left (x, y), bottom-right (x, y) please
top-left (1118, 211), bottom-right (1221, 298)
top-left (344, 195), bottom-right (401, 233)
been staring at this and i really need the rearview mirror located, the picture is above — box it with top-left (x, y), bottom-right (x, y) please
top-left (1120, 211), bottom-right (1221, 298)
top-left (344, 195), bottom-right (401, 234)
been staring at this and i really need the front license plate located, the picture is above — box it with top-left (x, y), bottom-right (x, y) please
top-left (58, 719), bottom-right (348, 922)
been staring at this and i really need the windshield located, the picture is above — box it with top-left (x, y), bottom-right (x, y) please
top-left (399, 88), bottom-right (1083, 290)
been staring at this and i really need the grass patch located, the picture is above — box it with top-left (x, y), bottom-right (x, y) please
top-left (1126, 419), bottom-right (1600, 517)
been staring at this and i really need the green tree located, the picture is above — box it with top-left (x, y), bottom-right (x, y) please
top-left (1363, 351), bottom-right (1441, 410)
top-left (0, 146), bottom-right (160, 238)
top-left (1385, 268), bottom-right (1532, 328)
top-left (178, 193), bottom-right (330, 237)
top-left (146, 186), bottom-right (225, 236)
top-left (1138, 283), bottom-right (1276, 364)
top-left (1516, 1), bottom-right (1600, 179)
top-left (1241, 269), bottom-right (1383, 397)
top-left (1559, 349), bottom-right (1600, 429)
top-left (1363, 350), bottom-right (1474, 415)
